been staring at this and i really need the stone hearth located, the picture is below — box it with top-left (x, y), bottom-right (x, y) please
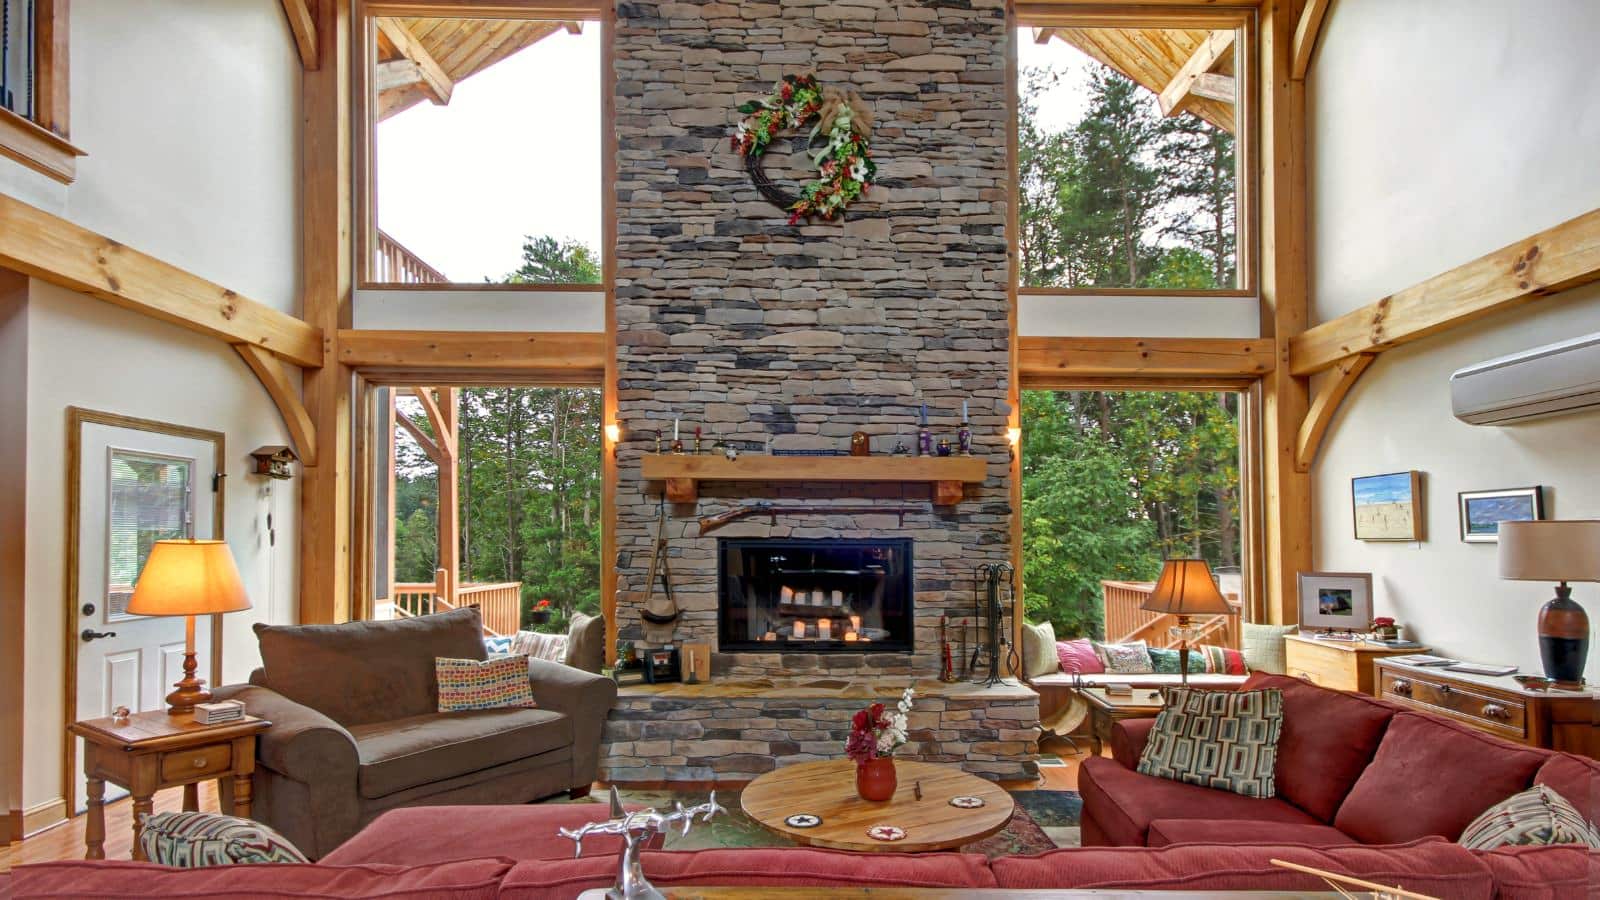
top-left (602, 678), bottom-right (1039, 783)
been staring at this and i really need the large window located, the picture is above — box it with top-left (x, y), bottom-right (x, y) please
top-left (362, 11), bottom-right (603, 286)
top-left (1021, 389), bottom-right (1247, 639)
top-left (1017, 14), bottom-right (1250, 293)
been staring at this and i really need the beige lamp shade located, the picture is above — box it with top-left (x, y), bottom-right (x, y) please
top-left (126, 539), bottom-right (252, 616)
top-left (1142, 558), bottom-right (1234, 616)
top-left (1498, 520), bottom-right (1600, 583)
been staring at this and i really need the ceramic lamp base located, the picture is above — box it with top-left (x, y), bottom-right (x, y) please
top-left (1538, 585), bottom-right (1589, 684)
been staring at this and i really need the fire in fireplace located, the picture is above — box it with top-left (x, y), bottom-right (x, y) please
top-left (717, 538), bottom-right (914, 653)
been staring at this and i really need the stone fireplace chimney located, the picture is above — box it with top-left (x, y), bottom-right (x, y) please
top-left (612, 0), bottom-right (1012, 684)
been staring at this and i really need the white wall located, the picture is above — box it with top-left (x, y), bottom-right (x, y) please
top-left (1309, 0), bottom-right (1600, 679)
top-left (2, 1), bottom-right (302, 820)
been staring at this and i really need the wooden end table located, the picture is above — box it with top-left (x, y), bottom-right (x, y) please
top-left (1080, 686), bottom-right (1165, 755)
top-left (741, 759), bottom-right (1014, 853)
top-left (67, 709), bottom-right (269, 860)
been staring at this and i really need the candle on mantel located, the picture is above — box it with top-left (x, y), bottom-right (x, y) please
top-left (844, 632), bottom-right (859, 642)
top-left (920, 403), bottom-right (928, 425)
top-left (673, 418), bottom-right (680, 440)
top-left (962, 399), bottom-right (969, 421)
top-left (793, 621), bottom-right (806, 639)
top-left (763, 631), bottom-right (777, 642)
top-left (850, 615), bottom-right (861, 633)
top-left (818, 618), bottom-right (832, 640)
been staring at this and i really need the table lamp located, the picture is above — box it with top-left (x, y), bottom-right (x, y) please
top-left (127, 539), bottom-right (252, 714)
top-left (1498, 520), bottom-right (1600, 684)
top-left (1142, 558), bottom-right (1234, 686)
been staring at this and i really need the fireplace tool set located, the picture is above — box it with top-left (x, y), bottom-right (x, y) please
top-left (560, 786), bottom-right (724, 900)
top-left (970, 562), bottom-right (1019, 686)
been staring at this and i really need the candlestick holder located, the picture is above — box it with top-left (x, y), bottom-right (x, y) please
top-left (958, 421), bottom-right (972, 455)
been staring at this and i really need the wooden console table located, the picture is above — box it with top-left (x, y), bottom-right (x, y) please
top-left (1283, 634), bottom-right (1426, 694)
top-left (1374, 659), bottom-right (1598, 758)
top-left (68, 709), bottom-right (269, 860)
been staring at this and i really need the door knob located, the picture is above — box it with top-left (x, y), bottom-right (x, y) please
top-left (81, 629), bottom-right (118, 642)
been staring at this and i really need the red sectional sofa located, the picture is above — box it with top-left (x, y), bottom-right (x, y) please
top-left (1081, 672), bottom-right (1600, 852)
top-left (4, 674), bottom-right (1594, 898)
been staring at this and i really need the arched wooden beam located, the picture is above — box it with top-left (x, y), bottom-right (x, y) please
top-left (236, 344), bottom-right (319, 467)
top-left (1291, 0), bottom-right (1334, 80)
top-left (1294, 352), bottom-right (1374, 472)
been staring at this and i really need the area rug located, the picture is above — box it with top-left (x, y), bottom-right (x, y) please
top-left (564, 787), bottom-right (1081, 858)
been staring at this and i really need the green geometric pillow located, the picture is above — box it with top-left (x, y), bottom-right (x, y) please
top-left (139, 811), bottom-right (309, 867)
top-left (1148, 647), bottom-right (1206, 675)
top-left (1137, 687), bottom-right (1283, 798)
top-left (1458, 785), bottom-right (1600, 850)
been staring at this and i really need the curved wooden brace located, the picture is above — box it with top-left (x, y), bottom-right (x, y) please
top-left (1294, 352), bottom-right (1375, 472)
top-left (236, 344), bottom-right (318, 467)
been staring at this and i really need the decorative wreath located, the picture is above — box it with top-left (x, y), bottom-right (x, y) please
top-left (730, 73), bottom-right (877, 224)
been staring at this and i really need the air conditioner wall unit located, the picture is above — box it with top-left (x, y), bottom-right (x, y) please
top-left (1450, 332), bottom-right (1600, 425)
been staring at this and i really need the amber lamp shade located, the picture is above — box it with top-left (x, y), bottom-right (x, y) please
top-left (127, 539), bottom-right (252, 714)
top-left (1498, 520), bottom-right (1600, 684)
top-left (1142, 558), bottom-right (1233, 686)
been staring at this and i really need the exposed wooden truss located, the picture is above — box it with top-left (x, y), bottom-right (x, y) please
top-left (0, 194), bottom-right (322, 367)
top-left (1289, 207), bottom-right (1600, 377)
top-left (1158, 29), bottom-right (1235, 121)
top-left (236, 345), bottom-right (318, 466)
top-left (1031, 21), bottom-right (1238, 133)
top-left (1291, 0), bottom-right (1334, 80)
top-left (1294, 353), bottom-right (1372, 472)
top-left (279, 0), bottom-right (318, 69)
top-left (337, 329), bottom-right (606, 374)
top-left (373, 15), bottom-right (581, 121)
top-left (375, 17), bottom-right (452, 107)
top-left (1017, 337), bottom-right (1273, 381)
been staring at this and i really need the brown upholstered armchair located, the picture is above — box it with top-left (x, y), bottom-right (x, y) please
top-left (214, 607), bottom-right (616, 859)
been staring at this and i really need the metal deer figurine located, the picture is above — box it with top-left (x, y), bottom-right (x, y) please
top-left (559, 786), bottom-right (725, 900)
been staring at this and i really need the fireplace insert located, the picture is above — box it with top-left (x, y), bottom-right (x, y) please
top-left (717, 538), bottom-right (914, 653)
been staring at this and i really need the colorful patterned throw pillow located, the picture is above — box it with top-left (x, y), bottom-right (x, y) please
top-left (1138, 687), bottom-right (1283, 798)
top-left (1458, 785), bottom-right (1600, 850)
top-left (1198, 644), bottom-right (1250, 675)
top-left (1094, 640), bottom-right (1154, 674)
top-left (138, 811), bottom-right (308, 867)
top-left (435, 654), bottom-right (538, 712)
top-left (1147, 647), bottom-right (1206, 675)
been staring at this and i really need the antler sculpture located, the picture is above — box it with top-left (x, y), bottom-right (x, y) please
top-left (559, 786), bottom-right (725, 900)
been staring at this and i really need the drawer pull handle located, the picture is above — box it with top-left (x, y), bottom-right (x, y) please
top-left (1439, 684), bottom-right (1454, 695)
top-left (1391, 679), bottom-right (1412, 696)
top-left (192, 757), bottom-right (208, 769)
top-left (1482, 704), bottom-right (1509, 720)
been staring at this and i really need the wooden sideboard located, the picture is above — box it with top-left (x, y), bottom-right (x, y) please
top-left (1374, 659), bottom-right (1599, 758)
top-left (1282, 634), bottom-right (1425, 694)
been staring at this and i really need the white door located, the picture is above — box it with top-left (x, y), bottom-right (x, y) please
top-left (73, 423), bottom-right (218, 812)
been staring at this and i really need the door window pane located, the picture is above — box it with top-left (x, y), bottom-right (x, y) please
top-left (106, 450), bottom-right (194, 620)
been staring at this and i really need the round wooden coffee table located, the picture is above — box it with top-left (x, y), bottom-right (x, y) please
top-left (740, 759), bottom-right (1014, 853)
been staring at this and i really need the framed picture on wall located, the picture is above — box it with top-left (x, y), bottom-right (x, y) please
top-left (1458, 486), bottom-right (1545, 543)
top-left (1351, 471), bottom-right (1425, 542)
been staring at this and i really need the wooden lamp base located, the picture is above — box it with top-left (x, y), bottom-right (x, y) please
top-left (166, 615), bottom-right (211, 714)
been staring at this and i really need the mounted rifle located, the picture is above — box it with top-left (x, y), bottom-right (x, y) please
top-left (697, 502), bottom-right (922, 535)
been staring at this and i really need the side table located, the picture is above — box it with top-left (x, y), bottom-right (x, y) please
top-left (67, 709), bottom-right (269, 860)
top-left (1080, 687), bottom-right (1165, 756)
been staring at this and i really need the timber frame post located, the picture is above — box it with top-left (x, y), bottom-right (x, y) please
top-left (1259, 0), bottom-right (1313, 625)
top-left (299, 0), bottom-right (354, 624)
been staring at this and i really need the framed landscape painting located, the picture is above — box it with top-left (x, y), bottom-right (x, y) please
top-left (1459, 486), bottom-right (1545, 543)
top-left (1352, 471), bottom-right (1424, 542)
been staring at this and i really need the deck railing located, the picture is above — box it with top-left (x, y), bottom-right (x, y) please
top-left (387, 569), bottom-right (522, 637)
top-left (374, 230), bottom-right (449, 284)
top-left (1101, 579), bottom-right (1242, 649)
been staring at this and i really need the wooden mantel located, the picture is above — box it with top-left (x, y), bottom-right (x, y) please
top-left (640, 454), bottom-right (988, 506)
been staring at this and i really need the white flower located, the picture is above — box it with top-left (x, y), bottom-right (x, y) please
top-left (849, 161), bottom-right (868, 182)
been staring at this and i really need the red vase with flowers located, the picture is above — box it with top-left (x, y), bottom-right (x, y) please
top-left (845, 687), bottom-right (915, 802)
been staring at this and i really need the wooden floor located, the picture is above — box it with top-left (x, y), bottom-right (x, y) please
top-left (1, 741), bottom-right (1094, 871)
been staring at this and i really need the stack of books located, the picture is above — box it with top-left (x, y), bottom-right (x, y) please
top-left (193, 700), bottom-right (245, 724)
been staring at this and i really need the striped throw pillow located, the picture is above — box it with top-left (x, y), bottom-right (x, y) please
top-left (436, 654), bottom-right (538, 712)
top-left (1459, 785), bottom-right (1600, 850)
top-left (1198, 644), bottom-right (1250, 675)
top-left (138, 811), bottom-right (308, 867)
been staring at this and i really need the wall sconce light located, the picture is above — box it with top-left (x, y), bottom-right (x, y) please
top-left (1006, 426), bottom-right (1021, 461)
top-left (605, 423), bottom-right (622, 444)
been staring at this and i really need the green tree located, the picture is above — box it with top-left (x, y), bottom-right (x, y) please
top-left (503, 235), bottom-right (602, 285)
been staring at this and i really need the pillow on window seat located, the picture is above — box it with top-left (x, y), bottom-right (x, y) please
top-left (1094, 640), bottom-right (1154, 674)
top-left (1021, 621), bottom-right (1061, 678)
top-left (1147, 647), bottom-right (1206, 675)
top-left (511, 629), bottom-right (569, 663)
top-left (1056, 638), bottom-right (1105, 674)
